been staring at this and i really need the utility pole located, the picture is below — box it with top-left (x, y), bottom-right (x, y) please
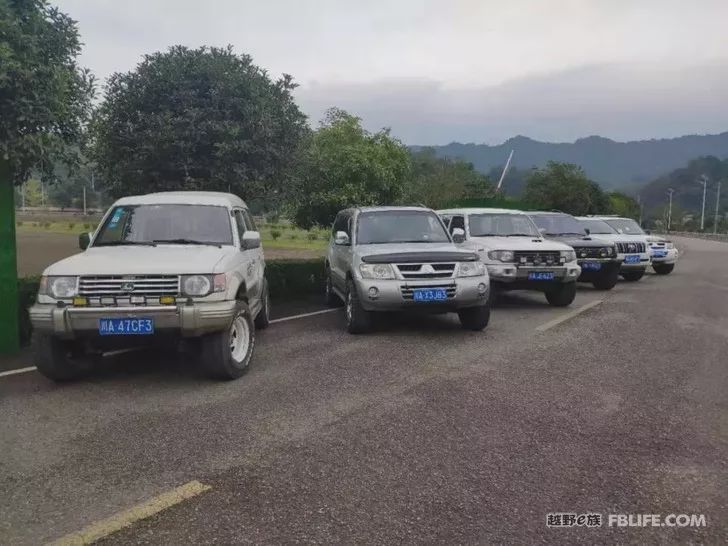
top-left (698, 175), bottom-right (708, 231)
top-left (83, 185), bottom-right (87, 215)
top-left (667, 188), bottom-right (674, 232)
top-left (714, 180), bottom-right (722, 235)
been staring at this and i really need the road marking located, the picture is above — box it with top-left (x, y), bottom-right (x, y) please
top-left (0, 366), bottom-right (36, 378)
top-left (535, 299), bottom-right (603, 333)
top-left (1, 309), bottom-right (339, 379)
top-left (270, 308), bottom-right (338, 324)
top-left (48, 480), bottom-right (211, 546)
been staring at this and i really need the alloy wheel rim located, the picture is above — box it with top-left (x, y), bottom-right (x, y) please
top-left (229, 315), bottom-right (250, 363)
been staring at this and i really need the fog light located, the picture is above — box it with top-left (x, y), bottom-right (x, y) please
top-left (477, 283), bottom-right (488, 294)
top-left (72, 296), bottom-right (87, 306)
top-left (159, 295), bottom-right (176, 305)
top-left (368, 287), bottom-right (379, 299)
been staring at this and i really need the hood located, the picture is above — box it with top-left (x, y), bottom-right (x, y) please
top-left (543, 235), bottom-right (615, 248)
top-left (43, 245), bottom-right (238, 276)
top-left (357, 242), bottom-right (459, 257)
top-left (468, 236), bottom-right (572, 252)
top-left (356, 242), bottom-right (477, 263)
top-left (588, 233), bottom-right (648, 243)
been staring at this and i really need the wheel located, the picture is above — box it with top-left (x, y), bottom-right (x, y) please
top-left (345, 279), bottom-right (372, 334)
top-left (324, 267), bottom-right (343, 307)
top-left (32, 332), bottom-right (92, 382)
top-left (653, 263), bottom-right (674, 275)
top-left (545, 282), bottom-right (577, 307)
top-left (458, 302), bottom-right (491, 331)
top-left (254, 280), bottom-right (270, 329)
top-left (621, 269), bottom-right (645, 282)
top-left (202, 301), bottom-right (255, 380)
top-left (592, 265), bottom-right (619, 290)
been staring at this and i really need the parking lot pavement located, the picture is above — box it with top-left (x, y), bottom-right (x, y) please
top-left (1, 236), bottom-right (726, 544)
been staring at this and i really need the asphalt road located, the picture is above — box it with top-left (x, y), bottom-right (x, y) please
top-left (1, 236), bottom-right (726, 544)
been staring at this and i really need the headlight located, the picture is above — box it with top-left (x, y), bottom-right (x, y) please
top-left (561, 250), bottom-right (576, 262)
top-left (487, 250), bottom-right (515, 262)
top-left (457, 261), bottom-right (486, 277)
top-left (45, 276), bottom-right (78, 298)
top-left (599, 247), bottom-right (614, 258)
top-left (182, 275), bottom-right (212, 296)
top-left (359, 263), bottom-right (395, 279)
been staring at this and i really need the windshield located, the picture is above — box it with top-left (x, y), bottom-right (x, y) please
top-left (357, 210), bottom-right (450, 245)
top-left (579, 219), bottom-right (617, 234)
top-left (469, 213), bottom-right (540, 237)
top-left (94, 204), bottom-right (234, 246)
top-left (605, 218), bottom-right (645, 235)
top-left (529, 214), bottom-right (587, 236)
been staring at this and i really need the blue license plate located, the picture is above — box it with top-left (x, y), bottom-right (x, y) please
top-left (653, 250), bottom-right (667, 258)
top-left (624, 254), bottom-right (640, 264)
top-left (581, 261), bottom-right (602, 271)
top-left (528, 271), bottom-right (555, 281)
top-left (99, 318), bottom-right (154, 335)
top-left (412, 288), bottom-right (448, 302)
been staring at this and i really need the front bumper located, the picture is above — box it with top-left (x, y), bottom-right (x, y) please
top-left (486, 264), bottom-right (580, 284)
top-left (29, 301), bottom-right (237, 339)
top-left (354, 276), bottom-right (489, 312)
top-left (649, 247), bottom-right (678, 264)
top-left (618, 252), bottom-right (651, 270)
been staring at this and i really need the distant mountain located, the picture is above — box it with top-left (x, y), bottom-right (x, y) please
top-left (639, 156), bottom-right (728, 216)
top-left (414, 132), bottom-right (728, 191)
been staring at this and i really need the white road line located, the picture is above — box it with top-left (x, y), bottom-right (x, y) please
top-left (535, 299), bottom-right (603, 333)
top-left (269, 308), bottom-right (339, 324)
top-left (0, 308), bottom-right (340, 379)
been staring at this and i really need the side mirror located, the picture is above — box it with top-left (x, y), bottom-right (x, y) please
top-left (334, 231), bottom-right (350, 246)
top-left (241, 231), bottom-right (261, 250)
top-left (584, 228), bottom-right (591, 236)
top-left (451, 227), bottom-right (466, 244)
top-left (79, 232), bottom-right (91, 250)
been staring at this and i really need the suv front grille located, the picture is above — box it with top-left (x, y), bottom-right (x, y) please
top-left (616, 242), bottom-right (646, 253)
top-left (575, 247), bottom-right (611, 259)
top-left (400, 283), bottom-right (457, 300)
top-left (395, 263), bottom-right (455, 279)
top-left (513, 251), bottom-right (561, 266)
top-left (78, 275), bottom-right (180, 297)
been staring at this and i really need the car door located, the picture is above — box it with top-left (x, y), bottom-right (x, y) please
top-left (242, 208), bottom-right (265, 298)
top-left (329, 211), bottom-right (353, 292)
top-left (233, 209), bottom-right (263, 306)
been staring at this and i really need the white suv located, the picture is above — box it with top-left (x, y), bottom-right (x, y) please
top-left (439, 208), bottom-right (581, 306)
top-left (578, 216), bottom-right (651, 282)
top-left (29, 191), bottom-right (270, 381)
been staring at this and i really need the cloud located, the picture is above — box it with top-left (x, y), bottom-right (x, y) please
top-left (295, 60), bottom-right (728, 144)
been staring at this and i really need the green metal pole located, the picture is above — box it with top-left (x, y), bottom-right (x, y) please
top-left (0, 159), bottom-right (20, 354)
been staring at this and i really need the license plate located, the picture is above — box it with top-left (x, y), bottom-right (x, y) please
top-left (653, 250), bottom-right (667, 258)
top-left (624, 254), bottom-right (640, 264)
top-left (528, 271), bottom-right (555, 281)
top-left (412, 288), bottom-right (448, 302)
top-left (99, 318), bottom-right (154, 335)
top-left (581, 261), bottom-right (602, 271)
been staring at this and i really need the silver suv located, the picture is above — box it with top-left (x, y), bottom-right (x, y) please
top-left (29, 191), bottom-right (269, 381)
top-left (324, 206), bottom-right (491, 333)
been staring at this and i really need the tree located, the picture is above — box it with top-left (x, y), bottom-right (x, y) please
top-left (91, 45), bottom-right (308, 201)
top-left (404, 148), bottom-right (493, 209)
top-left (290, 109), bottom-right (411, 228)
top-left (524, 161), bottom-right (610, 215)
top-left (0, 0), bottom-right (94, 353)
top-left (607, 191), bottom-right (640, 220)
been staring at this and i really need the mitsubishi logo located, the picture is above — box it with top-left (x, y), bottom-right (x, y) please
top-left (121, 280), bottom-right (135, 292)
top-left (421, 264), bottom-right (435, 273)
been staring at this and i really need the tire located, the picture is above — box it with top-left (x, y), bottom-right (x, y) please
top-left (458, 302), bottom-right (491, 331)
top-left (545, 282), bottom-right (577, 307)
top-left (324, 268), bottom-right (343, 307)
top-left (32, 332), bottom-right (92, 382)
top-left (345, 279), bottom-right (372, 334)
top-left (254, 280), bottom-right (270, 330)
top-left (592, 265), bottom-right (620, 290)
top-left (621, 269), bottom-right (646, 282)
top-left (653, 263), bottom-right (674, 275)
top-left (202, 301), bottom-right (255, 380)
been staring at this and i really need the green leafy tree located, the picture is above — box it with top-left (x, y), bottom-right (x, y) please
top-left (91, 45), bottom-right (308, 200)
top-left (524, 161), bottom-right (610, 215)
top-left (405, 148), bottom-right (493, 209)
top-left (607, 191), bottom-right (640, 220)
top-left (0, 0), bottom-right (94, 353)
top-left (290, 108), bottom-right (411, 228)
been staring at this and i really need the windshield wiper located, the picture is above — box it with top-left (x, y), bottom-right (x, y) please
top-left (94, 241), bottom-right (157, 247)
top-left (152, 238), bottom-right (222, 247)
top-left (504, 233), bottom-right (537, 237)
top-left (554, 232), bottom-right (586, 236)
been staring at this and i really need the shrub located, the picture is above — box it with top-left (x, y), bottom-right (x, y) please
top-left (270, 229), bottom-right (281, 240)
top-left (16, 221), bottom-right (23, 227)
top-left (307, 231), bottom-right (318, 241)
top-left (289, 232), bottom-right (298, 240)
top-left (266, 259), bottom-right (325, 300)
top-left (84, 223), bottom-right (92, 230)
top-left (68, 222), bottom-right (75, 230)
top-left (43, 222), bottom-right (51, 228)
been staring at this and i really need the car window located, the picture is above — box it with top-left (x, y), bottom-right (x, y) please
top-left (332, 212), bottom-right (351, 237)
top-left (449, 215), bottom-right (465, 234)
top-left (469, 214), bottom-right (540, 237)
top-left (242, 209), bottom-right (257, 231)
top-left (233, 210), bottom-right (246, 245)
top-left (356, 210), bottom-right (450, 245)
top-left (529, 214), bottom-right (586, 236)
top-left (579, 219), bottom-right (616, 234)
top-left (605, 218), bottom-right (645, 235)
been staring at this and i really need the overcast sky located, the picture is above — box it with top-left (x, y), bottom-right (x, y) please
top-left (57, 0), bottom-right (728, 145)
